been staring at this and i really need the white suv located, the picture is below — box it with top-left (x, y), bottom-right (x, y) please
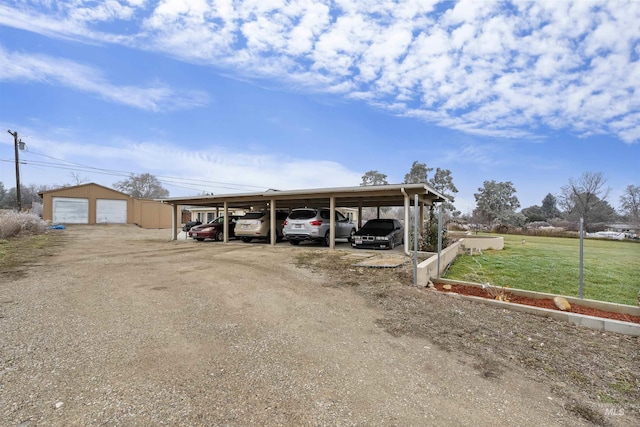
top-left (283, 208), bottom-right (356, 246)
top-left (234, 211), bottom-right (288, 242)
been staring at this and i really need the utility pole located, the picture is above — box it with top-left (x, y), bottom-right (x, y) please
top-left (7, 130), bottom-right (23, 211)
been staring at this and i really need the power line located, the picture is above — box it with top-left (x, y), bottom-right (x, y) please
top-left (23, 149), bottom-right (267, 190)
top-left (0, 150), bottom-right (270, 194)
top-left (0, 158), bottom-right (243, 195)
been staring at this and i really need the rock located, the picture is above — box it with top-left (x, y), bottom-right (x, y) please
top-left (427, 281), bottom-right (435, 289)
top-left (55, 401), bottom-right (64, 409)
top-left (553, 296), bottom-right (571, 311)
top-left (442, 284), bottom-right (452, 290)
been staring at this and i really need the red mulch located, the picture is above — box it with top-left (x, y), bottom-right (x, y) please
top-left (433, 282), bottom-right (640, 325)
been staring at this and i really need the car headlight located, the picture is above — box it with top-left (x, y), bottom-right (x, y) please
top-left (375, 236), bottom-right (389, 241)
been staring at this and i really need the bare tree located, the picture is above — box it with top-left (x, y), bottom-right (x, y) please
top-left (559, 172), bottom-right (610, 232)
top-left (114, 173), bottom-right (169, 199)
top-left (69, 172), bottom-right (88, 186)
top-left (620, 184), bottom-right (640, 232)
top-left (0, 184), bottom-right (51, 210)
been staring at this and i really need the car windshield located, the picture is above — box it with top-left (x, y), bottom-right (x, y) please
top-left (240, 212), bottom-right (266, 220)
top-left (288, 209), bottom-right (316, 220)
top-left (212, 216), bottom-right (239, 223)
top-left (363, 220), bottom-right (395, 231)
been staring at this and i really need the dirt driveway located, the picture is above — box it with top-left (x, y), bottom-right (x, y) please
top-left (1, 225), bottom-right (637, 426)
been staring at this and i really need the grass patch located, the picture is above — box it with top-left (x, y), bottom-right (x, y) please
top-left (445, 234), bottom-right (640, 305)
top-left (0, 234), bottom-right (59, 273)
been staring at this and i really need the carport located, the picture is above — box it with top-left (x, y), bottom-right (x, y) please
top-left (158, 183), bottom-right (448, 253)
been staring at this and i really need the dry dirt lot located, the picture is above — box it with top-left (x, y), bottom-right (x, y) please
top-left (1, 225), bottom-right (638, 426)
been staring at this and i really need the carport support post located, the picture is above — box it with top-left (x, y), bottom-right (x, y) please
top-left (223, 201), bottom-right (229, 243)
top-left (270, 199), bottom-right (276, 246)
top-left (437, 203), bottom-right (442, 278)
top-left (173, 204), bottom-right (180, 240)
top-left (330, 196), bottom-right (336, 250)
top-left (403, 192), bottom-right (410, 254)
top-left (413, 194), bottom-right (418, 287)
top-left (579, 217), bottom-right (584, 299)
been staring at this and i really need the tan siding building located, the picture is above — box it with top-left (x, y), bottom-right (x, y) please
top-left (39, 183), bottom-right (173, 228)
top-left (132, 199), bottom-right (174, 229)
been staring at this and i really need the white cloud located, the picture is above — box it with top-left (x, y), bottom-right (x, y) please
top-left (0, 45), bottom-right (209, 111)
top-left (2, 0), bottom-right (640, 142)
top-left (68, 0), bottom-right (137, 23)
top-left (3, 125), bottom-right (362, 195)
top-left (0, 3), bottom-right (134, 44)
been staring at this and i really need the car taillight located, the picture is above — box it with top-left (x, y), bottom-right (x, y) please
top-left (283, 220), bottom-right (288, 226)
top-left (309, 220), bottom-right (322, 226)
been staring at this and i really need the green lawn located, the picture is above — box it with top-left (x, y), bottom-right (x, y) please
top-left (444, 234), bottom-right (640, 306)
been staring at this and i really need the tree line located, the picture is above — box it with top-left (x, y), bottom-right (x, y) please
top-left (1, 166), bottom-right (638, 237)
top-left (361, 164), bottom-right (639, 235)
top-left (472, 172), bottom-right (639, 234)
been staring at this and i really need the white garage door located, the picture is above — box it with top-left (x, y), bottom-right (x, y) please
top-left (96, 199), bottom-right (127, 224)
top-left (52, 197), bottom-right (89, 224)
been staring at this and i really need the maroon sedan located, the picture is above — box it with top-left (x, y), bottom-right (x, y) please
top-left (188, 215), bottom-right (241, 241)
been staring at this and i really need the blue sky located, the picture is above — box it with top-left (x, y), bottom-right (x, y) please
top-left (1, 0), bottom-right (639, 214)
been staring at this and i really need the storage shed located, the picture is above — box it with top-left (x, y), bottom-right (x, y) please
top-left (39, 183), bottom-right (173, 228)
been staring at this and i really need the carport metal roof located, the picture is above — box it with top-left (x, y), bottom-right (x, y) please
top-left (158, 183), bottom-right (448, 210)
top-left (160, 183), bottom-right (449, 252)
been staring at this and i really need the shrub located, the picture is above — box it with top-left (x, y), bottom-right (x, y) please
top-left (409, 212), bottom-right (450, 252)
top-left (447, 222), bottom-right (468, 232)
top-left (0, 211), bottom-right (48, 239)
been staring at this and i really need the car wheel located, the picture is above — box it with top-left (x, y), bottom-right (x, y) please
top-left (195, 238), bottom-right (205, 242)
top-left (215, 231), bottom-right (224, 241)
top-left (241, 237), bottom-right (252, 243)
top-left (289, 240), bottom-right (300, 246)
top-left (323, 231), bottom-right (331, 247)
top-left (348, 228), bottom-right (356, 242)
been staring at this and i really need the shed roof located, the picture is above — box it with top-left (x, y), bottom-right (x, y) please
top-left (158, 183), bottom-right (449, 210)
top-left (37, 182), bottom-right (131, 198)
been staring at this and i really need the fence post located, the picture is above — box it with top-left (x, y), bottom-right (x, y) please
top-left (579, 217), bottom-right (584, 299)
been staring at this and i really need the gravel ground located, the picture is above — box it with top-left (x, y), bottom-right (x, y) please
top-left (0, 225), bottom-right (637, 426)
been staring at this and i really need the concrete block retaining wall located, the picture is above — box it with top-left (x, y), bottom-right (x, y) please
top-left (416, 235), bottom-right (640, 336)
top-left (435, 279), bottom-right (640, 337)
top-left (416, 236), bottom-right (504, 285)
